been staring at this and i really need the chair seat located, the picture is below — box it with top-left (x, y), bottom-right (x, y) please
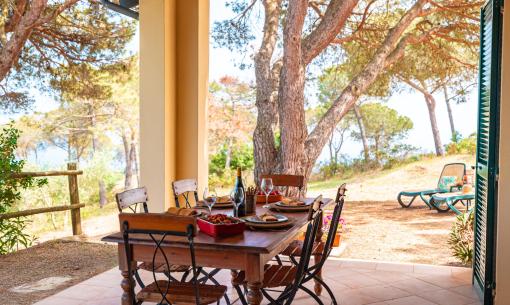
top-left (232, 264), bottom-right (297, 288)
top-left (280, 240), bottom-right (325, 257)
top-left (137, 280), bottom-right (227, 305)
top-left (139, 262), bottom-right (190, 273)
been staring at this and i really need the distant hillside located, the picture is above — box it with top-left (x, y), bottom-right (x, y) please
top-left (308, 154), bottom-right (475, 201)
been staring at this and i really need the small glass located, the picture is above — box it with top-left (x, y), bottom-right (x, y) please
top-left (260, 178), bottom-right (274, 207)
top-left (202, 187), bottom-right (217, 214)
top-left (230, 187), bottom-right (245, 218)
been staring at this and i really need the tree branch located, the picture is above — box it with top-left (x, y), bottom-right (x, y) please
top-left (301, 0), bottom-right (359, 65)
top-left (305, 0), bottom-right (429, 161)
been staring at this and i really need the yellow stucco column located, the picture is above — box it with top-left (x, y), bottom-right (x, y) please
top-left (139, 0), bottom-right (209, 212)
top-left (496, 6), bottom-right (510, 304)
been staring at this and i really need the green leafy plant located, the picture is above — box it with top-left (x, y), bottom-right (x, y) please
top-left (446, 133), bottom-right (477, 155)
top-left (0, 125), bottom-right (47, 254)
top-left (448, 211), bottom-right (474, 265)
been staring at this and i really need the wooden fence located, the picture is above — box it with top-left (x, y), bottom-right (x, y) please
top-left (0, 163), bottom-right (84, 235)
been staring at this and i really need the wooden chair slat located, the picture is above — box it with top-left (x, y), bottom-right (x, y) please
top-left (115, 187), bottom-right (149, 211)
top-left (137, 280), bottom-right (226, 305)
top-left (260, 174), bottom-right (304, 188)
top-left (119, 213), bottom-right (196, 235)
top-left (172, 179), bottom-right (198, 196)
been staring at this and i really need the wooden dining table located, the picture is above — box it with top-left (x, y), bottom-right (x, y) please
top-left (102, 197), bottom-right (333, 305)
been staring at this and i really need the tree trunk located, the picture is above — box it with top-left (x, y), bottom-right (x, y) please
top-left (443, 85), bottom-right (457, 141)
top-left (328, 134), bottom-right (335, 166)
top-left (374, 138), bottom-right (380, 165)
top-left (424, 94), bottom-right (445, 156)
top-left (353, 105), bottom-right (370, 162)
top-left (122, 131), bottom-right (133, 189)
top-left (253, 0), bottom-right (427, 189)
top-left (277, 0), bottom-right (308, 179)
top-left (98, 180), bottom-right (107, 207)
top-left (133, 141), bottom-right (140, 187)
top-left (90, 109), bottom-right (98, 153)
top-left (253, 0), bottom-right (282, 183)
top-left (225, 137), bottom-right (232, 169)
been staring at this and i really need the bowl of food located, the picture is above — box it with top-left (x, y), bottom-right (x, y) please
top-left (197, 214), bottom-right (245, 237)
top-left (256, 190), bottom-right (282, 203)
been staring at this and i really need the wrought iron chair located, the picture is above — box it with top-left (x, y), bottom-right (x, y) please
top-left (231, 196), bottom-right (324, 305)
top-left (260, 174), bottom-right (305, 197)
top-left (172, 179), bottom-right (200, 208)
top-left (115, 187), bottom-right (191, 288)
top-left (120, 213), bottom-right (227, 305)
top-left (281, 183), bottom-right (347, 305)
top-left (171, 179), bottom-right (232, 305)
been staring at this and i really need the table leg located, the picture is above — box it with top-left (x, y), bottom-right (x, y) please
top-left (118, 245), bottom-right (135, 305)
top-left (121, 270), bottom-right (134, 305)
top-left (247, 281), bottom-right (263, 305)
top-left (245, 254), bottom-right (264, 305)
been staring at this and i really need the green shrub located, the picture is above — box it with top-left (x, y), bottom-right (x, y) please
top-left (209, 143), bottom-right (254, 188)
top-left (0, 125), bottom-right (47, 254)
top-left (448, 211), bottom-right (474, 265)
top-left (446, 133), bottom-right (477, 155)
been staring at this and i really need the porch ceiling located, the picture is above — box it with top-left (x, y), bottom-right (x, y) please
top-left (101, 0), bottom-right (139, 19)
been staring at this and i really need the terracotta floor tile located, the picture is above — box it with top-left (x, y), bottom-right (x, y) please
top-left (449, 285), bottom-right (481, 301)
top-left (364, 270), bottom-right (414, 284)
top-left (417, 289), bottom-right (476, 305)
top-left (385, 295), bottom-right (437, 305)
top-left (32, 261), bottom-right (477, 305)
top-left (390, 277), bottom-right (443, 294)
top-left (416, 274), bottom-right (468, 289)
top-left (337, 273), bottom-right (385, 289)
top-left (413, 264), bottom-right (453, 276)
top-left (376, 262), bottom-right (414, 273)
top-left (341, 260), bottom-right (379, 270)
top-left (336, 288), bottom-right (380, 305)
top-left (354, 285), bottom-right (412, 301)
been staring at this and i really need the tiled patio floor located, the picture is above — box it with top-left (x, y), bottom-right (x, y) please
top-left (33, 258), bottom-right (481, 305)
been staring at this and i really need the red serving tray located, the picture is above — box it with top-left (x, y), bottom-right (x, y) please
top-left (197, 218), bottom-right (245, 237)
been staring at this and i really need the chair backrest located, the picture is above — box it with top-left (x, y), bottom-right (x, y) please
top-left (324, 183), bottom-right (346, 256)
top-left (437, 163), bottom-right (466, 189)
top-left (115, 187), bottom-right (149, 213)
top-left (283, 204), bottom-right (323, 305)
top-left (172, 179), bottom-right (199, 208)
top-left (260, 174), bottom-right (304, 197)
top-left (307, 195), bottom-right (323, 221)
top-left (120, 213), bottom-right (199, 304)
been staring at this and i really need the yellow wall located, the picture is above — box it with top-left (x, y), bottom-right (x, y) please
top-left (495, 4), bottom-right (510, 304)
top-left (139, 0), bottom-right (209, 211)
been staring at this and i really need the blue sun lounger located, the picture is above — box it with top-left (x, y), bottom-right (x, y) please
top-left (397, 163), bottom-right (466, 209)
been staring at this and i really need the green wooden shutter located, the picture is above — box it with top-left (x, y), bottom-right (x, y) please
top-left (474, 0), bottom-right (503, 303)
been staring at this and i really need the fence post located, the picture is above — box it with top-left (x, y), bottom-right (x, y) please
top-left (67, 163), bottom-right (82, 235)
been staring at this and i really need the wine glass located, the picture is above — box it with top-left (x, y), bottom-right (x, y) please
top-left (260, 178), bottom-right (274, 207)
top-left (203, 187), bottom-right (217, 214)
top-left (230, 187), bottom-right (245, 218)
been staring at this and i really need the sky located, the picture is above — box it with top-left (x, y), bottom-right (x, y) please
top-left (2, 2), bottom-right (478, 167)
top-left (208, 2), bottom-right (478, 162)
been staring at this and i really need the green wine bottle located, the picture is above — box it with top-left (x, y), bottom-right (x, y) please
top-left (234, 167), bottom-right (246, 217)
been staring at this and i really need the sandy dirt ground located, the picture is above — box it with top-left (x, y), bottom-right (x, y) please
top-left (0, 240), bottom-right (117, 305)
top-left (308, 155), bottom-right (475, 266)
top-left (333, 201), bottom-right (464, 266)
